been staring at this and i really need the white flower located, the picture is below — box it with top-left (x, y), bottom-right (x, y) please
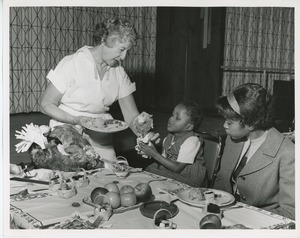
top-left (15, 123), bottom-right (50, 153)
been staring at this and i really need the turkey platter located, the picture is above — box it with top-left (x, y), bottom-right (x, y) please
top-left (27, 124), bottom-right (104, 172)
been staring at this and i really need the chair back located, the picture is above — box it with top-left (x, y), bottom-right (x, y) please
top-left (195, 131), bottom-right (222, 188)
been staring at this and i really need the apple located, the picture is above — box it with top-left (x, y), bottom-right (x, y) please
top-left (120, 185), bottom-right (134, 195)
top-left (121, 193), bottom-right (137, 207)
top-left (104, 183), bottom-right (120, 194)
top-left (90, 187), bottom-right (109, 204)
top-left (134, 183), bottom-right (153, 202)
top-left (104, 192), bottom-right (121, 209)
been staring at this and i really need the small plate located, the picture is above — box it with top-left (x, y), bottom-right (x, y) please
top-left (140, 200), bottom-right (179, 219)
top-left (81, 118), bottom-right (128, 133)
top-left (177, 188), bottom-right (235, 208)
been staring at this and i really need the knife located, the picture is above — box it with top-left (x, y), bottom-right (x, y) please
top-left (10, 177), bottom-right (49, 185)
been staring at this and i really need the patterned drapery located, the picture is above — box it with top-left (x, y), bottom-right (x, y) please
top-left (222, 7), bottom-right (294, 95)
top-left (9, 7), bottom-right (157, 113)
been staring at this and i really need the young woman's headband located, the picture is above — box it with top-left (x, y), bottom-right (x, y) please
top-left (227, 93), bottom-right (242, 116)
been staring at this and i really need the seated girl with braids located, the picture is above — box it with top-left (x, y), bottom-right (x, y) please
top-left (138, 101), bottom-right (207, 188)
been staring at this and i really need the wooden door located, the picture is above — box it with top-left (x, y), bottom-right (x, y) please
top-left (155, 7), bottom-right (226, 114)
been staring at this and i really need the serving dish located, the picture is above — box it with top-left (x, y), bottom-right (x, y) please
top-left (82, 196), bottom-right (154, 214)
top-left (80, 118), bottom-right (128, 133)
top-left (139, 200), bottom-right (179, 219)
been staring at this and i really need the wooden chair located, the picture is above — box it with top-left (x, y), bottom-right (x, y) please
top-left (195, 131), bottom-right (223, 188)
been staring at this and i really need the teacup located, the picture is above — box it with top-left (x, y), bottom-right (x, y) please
top-left (199, 214), bottom-right (222, 229)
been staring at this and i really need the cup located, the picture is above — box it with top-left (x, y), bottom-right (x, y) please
top-left (154, 209), bottom-right (177, 229)
top-left (199, 214), bottom-right (222, 229)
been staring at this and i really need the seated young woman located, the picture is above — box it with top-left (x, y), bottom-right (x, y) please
top-left (213, 83), bottom-right (295, 220)
top-left (138, 101), bottom-right (207, 188)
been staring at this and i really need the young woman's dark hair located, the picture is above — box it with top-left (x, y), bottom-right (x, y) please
top-left (179, 101), bottom-right (205, 131)
top-left (215, 83), bottom-right (274, 130)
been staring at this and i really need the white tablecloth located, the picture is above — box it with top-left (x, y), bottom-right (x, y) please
top-left (10, 168), bottom-right (294, 230)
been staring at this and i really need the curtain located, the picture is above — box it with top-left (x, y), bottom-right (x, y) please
top-left (9, 7), bottom-right (157, 113)
top-left (222, 7), bottom-right (294, 95)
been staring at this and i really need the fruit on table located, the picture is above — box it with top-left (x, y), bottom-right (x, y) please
top-left (90, 187), bottom-right (109, 204)
top-left (120, 185), bottom-right (134, 195)
top-left (72, 202), bottom-right (81, 207)
top-left (121, 193), bottom-right (137, 207)
top-left (228, 224), bottom-right (251, 229)
top-left (104, 182), bottom-right (120, 194)
top-left (104, 192), bottom-right (121, 209)
top-left (134, 183), bottom-right (152, 202)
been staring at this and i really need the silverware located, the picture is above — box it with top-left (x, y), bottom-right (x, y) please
top-left (86, 169), bottom-right (102, 175)
top-left (148, 178), bottom-right (168, 184)
top-left (32, 188), bottom-right (49, 192)
top-left (10, 177), bottom-right (49, 185)
top-left (221, 205), bottom-right (243, 212)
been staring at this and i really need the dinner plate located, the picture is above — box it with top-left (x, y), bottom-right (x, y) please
top-left (80, 118), bottom-right (128, 133)
top-left (177, 188), bottom-right (235, 208)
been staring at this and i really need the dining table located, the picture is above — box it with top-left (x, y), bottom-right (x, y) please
top-left (9, 166), bottom-right (296, 232)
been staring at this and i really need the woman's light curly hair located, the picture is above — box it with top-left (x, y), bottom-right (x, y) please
top-left (93, 18), bottom-right (138, 46)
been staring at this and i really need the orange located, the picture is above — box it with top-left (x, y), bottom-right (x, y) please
top-left (104, 192), bottom-right (121, 209)
top-left (121, 193), bottom-right (137, 207)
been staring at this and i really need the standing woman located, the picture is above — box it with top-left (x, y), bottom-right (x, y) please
top-left (41, 18), bottom-right (157, 161)
top-left (213, 83), bottom-right (295, 219)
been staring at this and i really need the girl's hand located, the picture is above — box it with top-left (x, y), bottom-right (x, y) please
top-left (138, 142), bottom-right (159, 158)
top-left (146, 131), bottom-right (161, 144)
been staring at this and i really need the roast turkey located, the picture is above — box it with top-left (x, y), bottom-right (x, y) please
top-left (29, 124), bottom-right (104, 172)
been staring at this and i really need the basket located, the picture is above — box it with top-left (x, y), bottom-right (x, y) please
top-left (93, 194), bottom-right (113, 221)
top-left (113, 156), bottom-right (129, 179)
top-left (57, 177), bottom-right (77, 199)
top-left (115, 156), bottom-right (129, 167)
top-left (72, 168), bottom-right (90, 188)
top-left (153, 209), bottom-right (177, 229)
top-left (49, 170), bottom-right (62, 193)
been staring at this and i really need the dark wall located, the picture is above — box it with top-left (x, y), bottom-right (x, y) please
top-left (154, 7), bottom-right (226, 114)
top-left (273, 80), bottom-right (295, 121)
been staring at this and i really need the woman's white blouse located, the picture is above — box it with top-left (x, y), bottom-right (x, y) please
top-left (46, 46), bottom-right (136, 118)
